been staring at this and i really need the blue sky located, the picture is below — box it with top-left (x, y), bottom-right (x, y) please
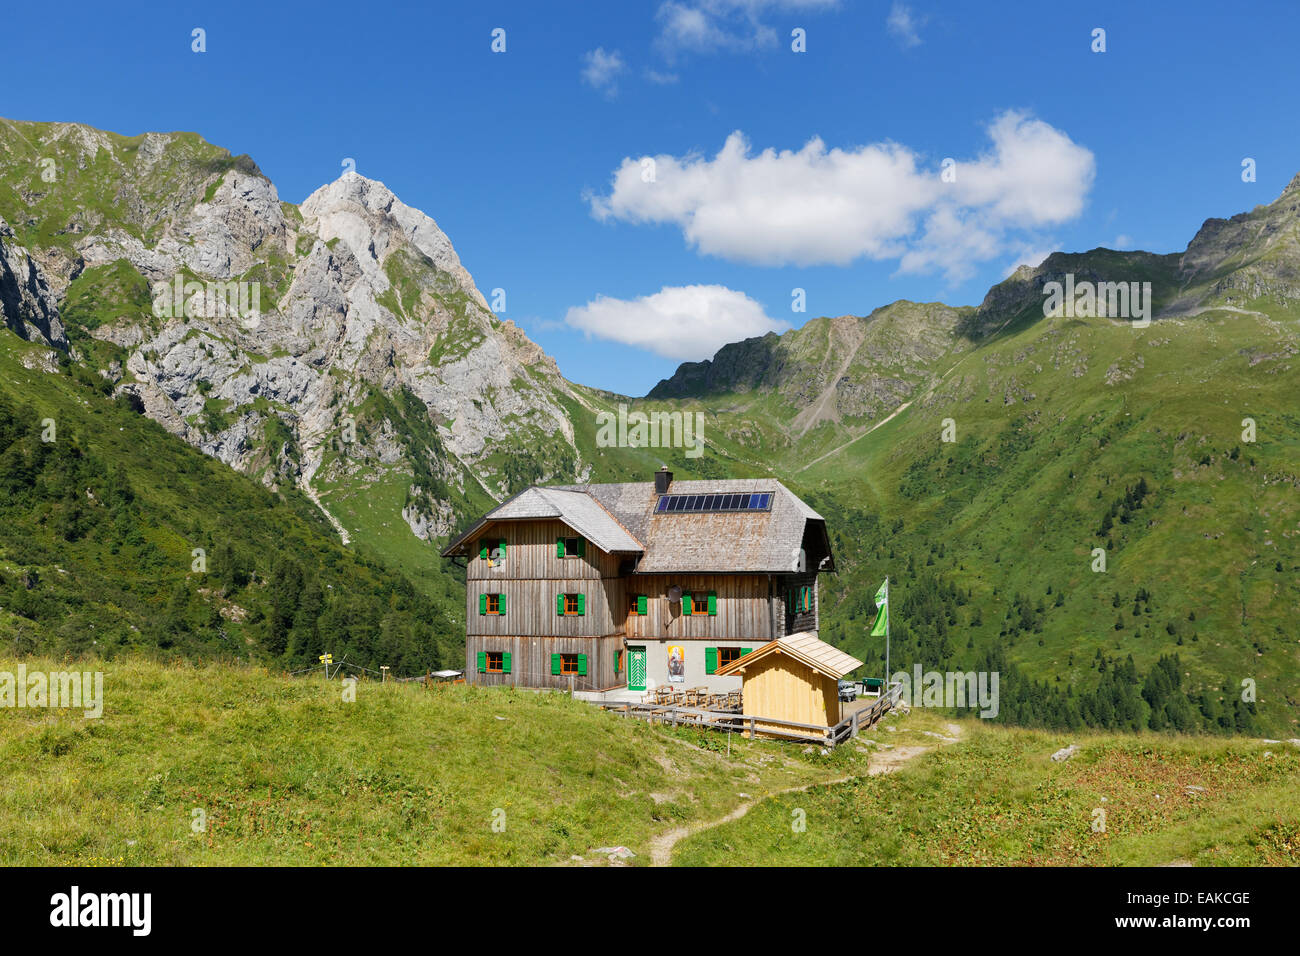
top-left (4, 1), bottom-right (1300, 395)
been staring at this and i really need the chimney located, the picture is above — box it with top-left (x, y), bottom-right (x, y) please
top-left (654, 465), bottom-right (673, 495)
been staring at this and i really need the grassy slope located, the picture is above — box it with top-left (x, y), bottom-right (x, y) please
top-left (674, 710), bottom-right (1300, 866)
top-left (789, 308), bottom-right (1300, 734)
top-left (0, 656), bottom-right (871, 866)
top-left (0, 333), bottom-right (449, 672)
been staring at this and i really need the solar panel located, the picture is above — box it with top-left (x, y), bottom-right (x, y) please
top-left (654, 491), bottom-right (774, 514)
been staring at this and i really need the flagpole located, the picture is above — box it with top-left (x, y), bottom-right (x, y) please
top-left (884, 576), bottom-right (890, 692)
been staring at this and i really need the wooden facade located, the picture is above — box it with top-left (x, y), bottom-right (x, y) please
top-left (445, 476), bottom-right (839, 694)
top-left (737, 651), bottom-right (842, 733)
top-left (465, 519), bottom-right (625, 690)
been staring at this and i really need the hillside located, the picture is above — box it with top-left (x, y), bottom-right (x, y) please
top-left (0, 333), bottom-right (455, 671)
top-left (0, 656), bottom-right (871, 866)
top-left (1, 657), bottom-right (1293, 866)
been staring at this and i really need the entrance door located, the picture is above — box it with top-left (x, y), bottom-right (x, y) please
top-left (628, 646), bottom-right (647, 692)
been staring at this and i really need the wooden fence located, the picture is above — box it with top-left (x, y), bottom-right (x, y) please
top-left (599, 681), bottom-right (902, 747)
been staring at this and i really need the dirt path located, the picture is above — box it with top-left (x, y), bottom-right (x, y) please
top-left (795, 400), bottom-right (913, 473)
top-left (648, 722), bottom-right (962, 866)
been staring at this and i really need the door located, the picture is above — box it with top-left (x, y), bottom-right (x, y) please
top-left (628, 646), bottom-right (647, 692)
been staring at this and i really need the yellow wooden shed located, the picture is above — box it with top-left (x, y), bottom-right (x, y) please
top-left (714, 631), bottom-right (864, 739)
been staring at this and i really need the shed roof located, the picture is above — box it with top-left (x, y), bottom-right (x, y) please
top-left (714, 631), bottom-right (863, 680)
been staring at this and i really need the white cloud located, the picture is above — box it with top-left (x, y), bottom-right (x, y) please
top-left (563, 284), bottom-right (789, 360)
top-left (582, 48), bottom-right (627, 96)
top-left (655, 0), bottom-right (839, 57)
top-left (886, 2), bottom-right (926, 48)
top-left (1113, 233), bottom-right (1133, 249)
top-left (588, 110), bottom-right (1095, 282)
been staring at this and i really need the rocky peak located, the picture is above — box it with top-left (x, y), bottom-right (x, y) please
top-left (301, 173), bottom-right (487, 310)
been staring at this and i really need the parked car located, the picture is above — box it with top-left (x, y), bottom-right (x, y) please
top-left (838, 680), bottom-right (857, 702)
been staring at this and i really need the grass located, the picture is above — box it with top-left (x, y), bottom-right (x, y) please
top-left (0, 656), bottom-right (871, 866)
top-left (673, 711), bottom-right (1300, 866)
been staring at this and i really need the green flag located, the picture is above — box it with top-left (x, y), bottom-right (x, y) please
top-left (870, 578), bottom-right (889, 637)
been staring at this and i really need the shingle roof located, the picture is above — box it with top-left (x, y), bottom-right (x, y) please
top-left (555, 479), bottom-right (827, 574)
top-left (441, 486), bottom-right (642, 556)
top-left (444, 477), bottom-right (833, 574)
top-left (714, 631), bottom-right (863, 680)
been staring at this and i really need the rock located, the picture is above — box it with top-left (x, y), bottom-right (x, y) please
top-left (1050, 744), bottom-right (1079, 762)
top-left (592, 846), bottom-right (635, 860)
top-left (0, 217), bottom-right (68, 350)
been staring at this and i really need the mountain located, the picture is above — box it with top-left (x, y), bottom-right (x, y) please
top-left (1, 116), bottom-right (1297, 734)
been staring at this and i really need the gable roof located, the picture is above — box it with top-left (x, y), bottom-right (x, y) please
top-left (441, 486), bottom-right (642, 557)
top-left (443, 477), bottom-right (833, 574)
top-left (714, 631), bottom-right (863, 680)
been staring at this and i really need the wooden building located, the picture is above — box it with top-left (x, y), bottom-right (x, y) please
top-left (441, 468), bottom-right (837, 692)
top-left (714, 631), bottom-right (864, 736)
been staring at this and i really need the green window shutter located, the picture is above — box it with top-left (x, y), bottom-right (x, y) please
top-left (577, 654), bottom-right (588, 676)
top-left (576, 537), bottom-right (585, 557)
top-left (551, 653), bottom-right (561, 675)
top-left (498, 537), bottom-right (506, 559)
top-left (636, 594), bottom-right (647, 615)
top-left (683, 594), bottom-right (693, 615)
top-left (708, 591), bottom-right (717, 616)
top-left (556, 537), bottom-right (565, 558)
top-left (614, 650), bottom-right (621, 674)
top-left (502, 652), bottom-right (511, 675)
top-left (499, 593), bottom-right (507, 614)
top-left (557, 593), bottom-right (565, 616)
top-left (577, 592), bottom-right (586, 616)
top-left (705, 647), bottom-right (718, 674)
top-left (479, 593), bottom-right (487, 615)
top-left (740, 647), bottom-right (753, 657)
top-left (476, 651), bottom-right (487, 672)
top-left (479, 540), bottom-right (488, 560)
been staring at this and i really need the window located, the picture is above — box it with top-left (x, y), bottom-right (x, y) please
top-left (614, 649), bottom-right (623, 674)
top-left (631, 594), bottom-right (648, 616)
top-left (477, 650), bottom-right (510, 674)
top-left (557, 536), bottom-right (585, 558)
top-left (705, 645), bottom-right (748, 674)
top-left (684, 591), bottom-right (717, 616)
top-left (479, 537), bottom-right (506, 566)
top-left (551, 652), bottom-right (588, 676)
top-left (557, 592), bottom-right (585, 616)
top-left (479, 593), bottom-right (506, 615)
